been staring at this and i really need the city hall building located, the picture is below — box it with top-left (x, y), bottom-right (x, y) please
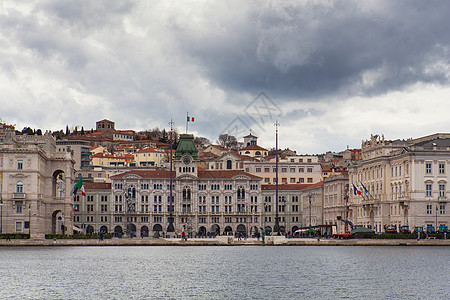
top-left (110, 134), bottom-right (262, 237)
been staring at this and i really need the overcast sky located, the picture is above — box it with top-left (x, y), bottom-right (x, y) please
top-left (1, 1), bottom-right (449, 154)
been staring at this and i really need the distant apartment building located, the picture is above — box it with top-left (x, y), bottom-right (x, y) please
top-left (56, 139), bottom-right (91, 170)
top-left (261, 184), bottom-right (306, 235)
top-left (133, 147), bottom-right (168, 167)
top-left (244, 155), bottom-right (322, 185)
top-left (73, 182), bottom-right (112, 234)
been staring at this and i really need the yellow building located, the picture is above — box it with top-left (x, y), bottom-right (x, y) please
top-left (91, 153), bottom-right (134, 167)
top-left (239, 145), bottom-right (268, 158)
top-left (134, 147), bottom-right (168, 167)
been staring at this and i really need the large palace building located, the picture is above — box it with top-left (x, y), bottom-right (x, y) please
top-left (108, 134), bottom-right (262, 237)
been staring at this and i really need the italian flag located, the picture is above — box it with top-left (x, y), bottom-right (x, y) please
top-left (187, 116), bottom-right (195, 122)
top-left (70, 177), bottom-right (86, 197)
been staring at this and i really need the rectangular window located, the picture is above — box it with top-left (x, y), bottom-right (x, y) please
top-left (255, 168), bottom-right (261, 173)
top-left (426, 184), bottom-right (432, 197)
top-left (17, 160), bottom-right (23, 170)
top-left (427, 204), bottom-right (433, 215)
top-left (299, 178), bottom-right (304, 183)
top-left (290, 168), bottom-right (295, 173)
top-left (440, 205), bottom-right (445, 215)
top-left (307, 168), bottom-right (313, 173)
top-left (16, 221), bottom-right (22, 232)
top-left (264, 168), bottom-right (270, 172)
top-left (426, 163), bottom-right (432, 174)
top-left (290, 178), bottom-right (296, 183)
top-left (439, 184), bottom-right (446, 197)
top-left (439, 163), bottom-right (445, 174)
top-left (299, 168), bottom-right (304, 173)
top-left (307, 178), bottom-right (313, 183)
top-left (16, 203), bottom-right (22, 214)
top-left (281, 168), bottom-right (287, 173)
top-left (264, 178), bottom-right (270, 183)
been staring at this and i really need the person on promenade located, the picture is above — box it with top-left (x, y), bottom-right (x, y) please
top-left (6, 233), bottom-right (11, 241)
top-left (181, 231), bottom-right (186, 241)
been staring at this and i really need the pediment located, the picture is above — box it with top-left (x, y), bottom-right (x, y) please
top-left (123, 174), bottom-right (142, 180)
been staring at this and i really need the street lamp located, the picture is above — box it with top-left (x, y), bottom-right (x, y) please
top-left (274, 120), bottom-right (280, 236)
top-left (0, 199), bottom-right (3, 234)
top-left (308, 193), bottom-right (312, 228)
top-left (28, 204), bottom-right (31, 237)
top-left (167, 119), bottom-right (175, 235)
top-left (436, 205), bottom-right (438, 231)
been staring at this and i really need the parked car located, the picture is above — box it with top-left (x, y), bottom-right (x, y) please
top-left (413, 226), bottom-right (424, 233)
top-left (426, 225), bottom-right (436, 234)
top-left (385, 225), bottom-right (397, 233)
top-left (400, 225), bottom-right (410, 234)
top-left (438, 225), bottom-right (449, 233)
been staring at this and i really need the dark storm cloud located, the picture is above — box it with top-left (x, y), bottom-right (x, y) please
top-left (176, 1), bottom-right (450, 100)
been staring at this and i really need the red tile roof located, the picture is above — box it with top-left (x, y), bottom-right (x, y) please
top-left (240, 144), bottom-right (268, 151)
top-left (262, 184), bottom-right (314, 191)
top-left (111, 169), bottom-right (261, 180)
top-left (84, 182), bottom-right (112, 190)
top-left (136, 147), bottom-right (166, 154)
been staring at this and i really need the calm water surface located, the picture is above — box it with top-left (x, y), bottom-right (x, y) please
top-left (0, 246), bottom-right (448, 299)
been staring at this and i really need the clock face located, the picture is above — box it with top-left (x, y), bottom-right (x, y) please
top-left (183, 156), bottom-right (191, 165)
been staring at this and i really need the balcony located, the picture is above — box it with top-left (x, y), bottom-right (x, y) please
top-left (438, 196), bottom-right (448, 202)
top-left (13, 193), bottom-right (26, 199)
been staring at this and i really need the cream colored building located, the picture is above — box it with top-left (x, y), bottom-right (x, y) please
top-left (348, 134), bottom-right (450, 233)
top-left (322, 175), bottom-right (349, 234)
top-left (134, 147), bottom-right (168, 167)
top-left (244, 155), bottom-right (322, 185)
top-left (0, 130), bottom-right (75, 238)
top-left (110, 134), bottom-right (262, 237)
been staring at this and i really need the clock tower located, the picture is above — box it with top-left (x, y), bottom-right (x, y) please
top-left (175, 134), bottom-right (198, 177)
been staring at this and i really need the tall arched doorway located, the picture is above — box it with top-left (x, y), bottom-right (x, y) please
top-left (114, 226), bottom-right (123, 237)
top-left (198, 226), bottom-right (206, 236)
top-left (237, 224), bottom-right (246, 236)
top-left (141, 225), bottom-right (149, 237)
top-left (211, 224), bottom-right (220, 235)
top-left (224, 226), bottom-right (233, 235)
top-left (86, 225), bottom-right (94, 234)
top-left (100, 226), bottom-right (108, 233)
top-left (127, 223), bottom-right (136, 237)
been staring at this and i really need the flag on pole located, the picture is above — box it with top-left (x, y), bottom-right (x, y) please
top-left (70, 176), bottom-right (86, 197)
top-left (352, 183), bottom-right (361, 196)
top-left (187, 116), bottom-right (195, 122)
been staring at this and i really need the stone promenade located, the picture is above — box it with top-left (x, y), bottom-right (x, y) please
top-left (1, 236), bottom-right (449, 246)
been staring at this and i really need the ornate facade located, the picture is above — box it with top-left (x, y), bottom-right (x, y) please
top-left (0, 130), bottom-right (75, 238)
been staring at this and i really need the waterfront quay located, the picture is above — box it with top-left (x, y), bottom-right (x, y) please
top-left (1, 236), bottom-right (449, 247)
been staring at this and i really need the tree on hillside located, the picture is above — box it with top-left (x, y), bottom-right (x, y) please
top-left (36, 129), bottom-right (43, 136)
top-left (194, 136), bottom-right (211, 148)
top-left (65, 125), bottom-right (70, 135)
top-left (22, 127), bottom-right (34, 135)
top-left (81, 127), bottom-right (85, 135)
top-left (217, 134), bottom-right (239, 150)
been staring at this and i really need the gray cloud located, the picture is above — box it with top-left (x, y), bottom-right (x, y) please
top-left (0, 0), bottom-right (449, 153)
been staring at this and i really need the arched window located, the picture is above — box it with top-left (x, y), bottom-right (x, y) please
top-left (16, 181), bottom-right (23, 193)
top-left (183, 186), bottom-right (191, 200)
top-left (227, 160), bottom-right (232, 170)
top-left (237, 186), bottom-right (245, 200)
top-left (255, 151), bottom-right (261, 156)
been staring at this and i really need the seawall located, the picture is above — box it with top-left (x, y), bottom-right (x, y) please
top-left (1, 237), bottom-right (449, 247)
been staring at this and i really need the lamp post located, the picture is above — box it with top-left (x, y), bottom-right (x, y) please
top-left (308, 192), bottom-right (312, 228)
top-left (0, 198), bottom-right (3, 234)
top-left (28, 204), bottom-right (31, 237)
top-left (274, 120), bottom-right (280, 236)
top-left (167, 119), bottom-right (175, 235)
top-left (436, 205), bottom-right (438, 231)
